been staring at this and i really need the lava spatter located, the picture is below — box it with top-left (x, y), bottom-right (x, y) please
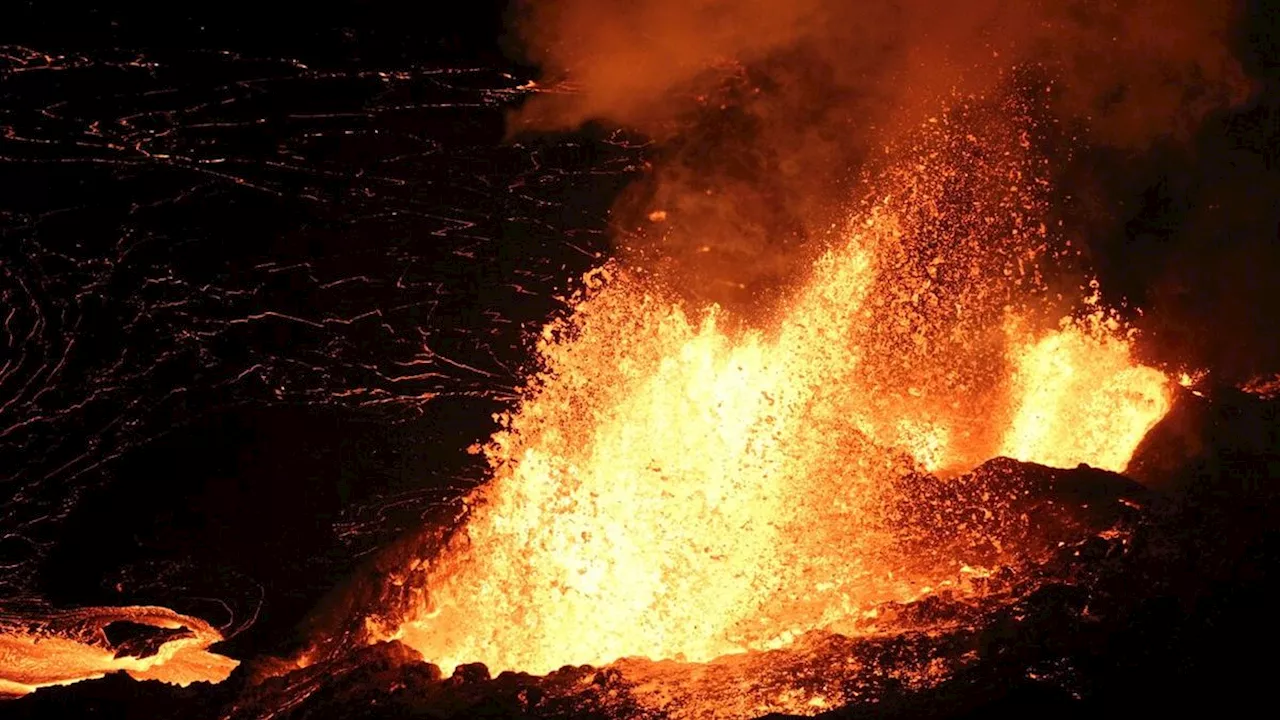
top-left (373, 100), bottom-right (1173, 691)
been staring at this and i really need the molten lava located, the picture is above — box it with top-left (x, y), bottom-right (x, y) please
top-left (1000, 308), bottom-right (1172, 472)
top-left (0, 605), bottom-right (237, 697)
top-left (372, 104), bottom-right (1173, 688)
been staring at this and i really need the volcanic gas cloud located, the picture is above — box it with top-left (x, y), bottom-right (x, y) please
top-left (362, 0), bottom-right (1252, 714)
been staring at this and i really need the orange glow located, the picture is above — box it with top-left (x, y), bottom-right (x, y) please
top-left (370, 109), bottom-right (1173, 702)
top-left (0, 606), bottom-right (237, 697)
top-left (1000, 313), bottom-right (1172, 473)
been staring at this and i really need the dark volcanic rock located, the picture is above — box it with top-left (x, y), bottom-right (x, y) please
top-left (888, 457), bottom-right (1148, 579)
top-left (104, 621), bottom-right (192, 659)
top-left (1129, 384), bottom-right (1280, 495)
top-left (0, 673), bottom-right (231, 720)
top-left (453, 662), bottom-right (492, 683)
top-left (219, 642), bottom-right (624, 720)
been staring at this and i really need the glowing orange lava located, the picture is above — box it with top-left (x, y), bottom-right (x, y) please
top-left (372, 105), bottom-right (1173, 685)
top-left (0, 606), bottom-right (238, 697)
top-left (1000, 307), bottom-right (1172, 473)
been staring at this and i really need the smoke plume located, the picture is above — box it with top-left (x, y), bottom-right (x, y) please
top-left (505, 0), bottom-right (1253, 316)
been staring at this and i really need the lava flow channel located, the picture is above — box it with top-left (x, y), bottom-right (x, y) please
top-left (372, 107), bottom-right (1173, 680)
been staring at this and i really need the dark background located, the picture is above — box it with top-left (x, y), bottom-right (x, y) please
top-left (1, 0), bottom-right (638, 658)
top-left (8, 1), bottom-right (515, 65)
top-left (2, 0), bottom-right (1279, 666)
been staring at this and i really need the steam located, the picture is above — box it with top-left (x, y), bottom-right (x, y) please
top-left (506, 0), bottom-right (1252, 310)
top-left (512, 0), bottom-right (1248, 139)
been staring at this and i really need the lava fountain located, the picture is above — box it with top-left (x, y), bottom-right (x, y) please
top-left (369, 97), bottom-right (1172, 687)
